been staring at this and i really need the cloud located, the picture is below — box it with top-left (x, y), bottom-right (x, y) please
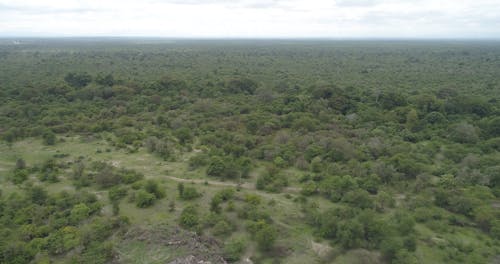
top-left (335, 0), bottom-right (383, 7)
top-left (0, 0), bottom-right (499, 38)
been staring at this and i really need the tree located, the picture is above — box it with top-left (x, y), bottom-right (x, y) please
top-left (174, 127), bottom-right (192, 145)
top-left (210, 195), bottom-right (222, 213)
top-left (226, 78), bottom-right (258, 95)
top-left (342, 189), bottom-right (373, 209)
top-left (70, 203), bottom-right (91, 223)
top-left (15, 158), bottom-right (26, 170)
top-left (72, 161), bottom-right (85, 180)
top-left (450, 122), bottom-right (479, 143)
top-left (29, 186), bottom-right (48, 205)
top-left (94, 165), bottom-right (121, 188)
top-left (144, 179), bottom-right (165, 199)
top-left (64, 72), bottom-right (92, 88)
top-left (177, 183), bottom-right (185, 197)
top-left (406, 109), bottom-right (419, 132)
top-left (486, 117), bottom-right (500, 137)
top-left (255, 223), bottom-right (277, 251)
top-left (95, 73), bottom-right (115, 86)
top-left (207, 156), bottom-right (226, 177)
top-left (11, 169), bottom-right (28, 184)
top-left (42, 130), bottom-right (56, 145)
top-left (336, 220), bottom-right (364, 249)
top-left (473, 206), bottom-right (495, 231)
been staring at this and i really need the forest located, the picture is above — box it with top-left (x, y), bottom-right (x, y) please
top-left (0, 38), bottom-right (500, 263)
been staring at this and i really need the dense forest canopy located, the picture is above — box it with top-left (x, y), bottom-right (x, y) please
top-left (0, 39), bottom-right (499, 264)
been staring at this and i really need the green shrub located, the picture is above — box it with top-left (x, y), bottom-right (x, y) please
top-left (11, 169), bottom-right (28, 184)
top-left (180, 186), bottom-right (201, 200)
top-left (223, 237), bottom-right (247, 261)
top-left (108, 186), bottom-right (128, 202)
top-left (179, 205), bottom-right (199, 230)
top-left (135, 190), bottom-right (156, 208)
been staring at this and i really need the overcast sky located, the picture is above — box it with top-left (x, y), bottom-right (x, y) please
top-left (0, 0), bottom-right (499, 38)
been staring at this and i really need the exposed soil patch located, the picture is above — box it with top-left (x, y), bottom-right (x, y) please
top-left (119, 225), bottom-right (227, 264)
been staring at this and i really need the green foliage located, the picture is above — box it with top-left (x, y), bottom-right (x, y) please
top-left (95, 73), bottom-right (115, 86)
top-left (223, 237), bottom-right (247, 262)
top-left (2, 40), bottom-right (500, 263)
top-left (213, 220), bottom-right (233, 236)
top-left (450, 122), bottom-right (479, 143)
top-left (179, 205), bottom-right (199, 230)
top-left (180, 186), bottom-right (201, 200)
top-left (188, 153), bottom-right (209, 170)
top-left (108, 186), bottom-right (128, 202)
top-left (174, 127), bottom-right (192, 145)
top-left (144, 137), bottom-right (172, 160)
top-left (342, 189), bottom-right (373, 209)
top-left (206, 156), bottom-right (227, 177)
top-left (144, 179), bottom-right (165, 199)
top-left (11, 169), bottom-right (28, 184)
top-left (94, 164), bottom-right (121, 188)
top-left (28, 186), bottom-right (48, 205)
top-left (226, 77), bottom-right (258, 94)
top-left (256, 166), bottom-right (288, 192)
top-left (64, 72), bottom-right (92, 88)
top-left (15, 158), bottom-right (26, 170)
top-left (119, 169), bottom-right (144, 184)
top-left (135, 190), bottom-right (156, 208)
top-left (319, 175), bottom-right (358, 201)
top-left (70, 203), bottom-right (91, 223)
top-left (42, 130), bottom-right (56, 145)
top-left (247, 220), bottom-right (277, 251)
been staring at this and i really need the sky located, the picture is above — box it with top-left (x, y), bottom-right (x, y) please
top-left (0, 0), bottom-right (499, 38)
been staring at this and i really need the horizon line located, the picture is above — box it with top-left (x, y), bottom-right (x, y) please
top-left (1, 36), bottom-right (500, 41)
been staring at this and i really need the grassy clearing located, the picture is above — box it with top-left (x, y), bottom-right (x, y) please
top-left (0, 137), bottom-right (337, 262)
top-left (4, 137), bottom-right (497, 263)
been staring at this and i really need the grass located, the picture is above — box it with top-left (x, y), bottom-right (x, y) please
top-left (0, 136), bottom-right (331, 262)
top-left (2, 136), bottom-right (497, 263)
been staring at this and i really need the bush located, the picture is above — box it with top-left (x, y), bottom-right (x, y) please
top-left (29, 186), bottom-right (48, 205)
top-left (342, 189), bottom-right (373, 209)
top-left (42, 131), bottom-right (56, 145)
top-left (135, 190), bottom-right (156, 208)
top-left (450, 122), bottom-right (479, 143)
top-left (206, 156), bottom-right (242, 179)
top-left (425, 111), bottom-right (446, 124)
top-left (144, 180), bottom-right (165, 199)
top-left (64, 72), bottom-right (92, 88)
top-left (15, 158), bottom-right (26, 170)
top-left (108, 186), bottom-right (128, 202)
top-left (11, 169), bottom-right (29, 184)
top-left (223, 237), bottom-right (247, 262)
top-left (207, 156), bottom-right (226, 177)
top-left (255, 223), bottom-right (277, 251)
top-left (119, 169), bottom-right (143, 184)
top-left (213, 220), bottom-right (233, 236)
top-left (180, 186), bottom-right (201, 200)
top-left (70, 203), bottom-right (91, 223)
top-left (94, 165), bottom-right (121, 188)
top-left (256, 167), bottom-right (288, 192)
top-left (188, 153), bottom-right (209, 170)
top-left (179, 205), bottom-right (199, 230)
